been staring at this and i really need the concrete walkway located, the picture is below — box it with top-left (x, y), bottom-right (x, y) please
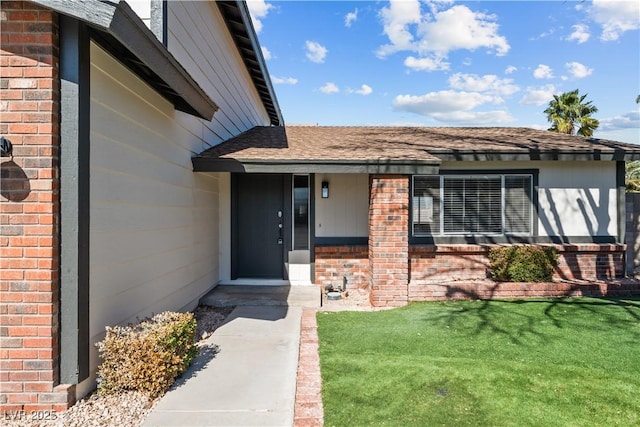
top-left (143, 285), bottom-right (320, 427)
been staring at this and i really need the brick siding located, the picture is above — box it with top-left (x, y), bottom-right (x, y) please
top-left (554, 244), bottom-right (624, 280)
top-left (368, 175), bottom-right (409, 307)
top-left (409, 244), bottom-right (625, 284)
top-left (408, 244), bottom-right (627, 301)
top-left (314, 245), bottom-right (369, 290)
top-left (0, 1), bottom-right (72, 413)
top-left (408, 279), bottom-right (640, 301)
top-left (410, 245), bottom-right (490, 282)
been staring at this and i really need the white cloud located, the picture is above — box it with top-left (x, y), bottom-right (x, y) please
top-left (377, 1), bottom-right (509, 72)
top-left (377, 0), bottom-right (422, 57)
top-left (416, 5), bottom-right (510, 56)
top-left (261, 46), bottom-right (272, 60)
top-left (393, 90), bottom-right (496, 114)
top-left (520, 84), bottom-right (556, 106)
top-left (533, 64), bottom-right (554, 79)
top-left (345, 8), bottom-right (358, 27)
top-left (567, 24), bottom-right (591, 43)
top-left (305, 40), bottom-right (328, 63)
top-left (246, 0), bottom-right (273, 34)
top-left (349, 84), bottom-right (373, 96)
top-left (319, 82), bottom-right (339, 94)
top-left (272, 76), bottom-right (298, 85)
top-left (589, 0), bottom-right (640, 41)
top-left (505, 65), bottom-right (517, 74)
top-left (599, 110), bottom-right (640, 131)
top-left (404, 56), bottom-right (450, 72)
top-left (429, 110), bottom-right (516, 124)
top-left (448, 73), bottom-right (519, 96)
top-left (565, 61), bottom-right (593, 79)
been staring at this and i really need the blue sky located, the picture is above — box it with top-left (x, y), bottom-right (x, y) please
top-left (247, 0), bottom-right (640, 144)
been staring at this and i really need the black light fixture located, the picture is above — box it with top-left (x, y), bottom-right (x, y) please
top-left (321, 181), bottom-right (329, 198)
top-left (0, 136), bottom-right (13, 158)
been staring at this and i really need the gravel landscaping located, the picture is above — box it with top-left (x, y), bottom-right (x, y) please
top-left (4, 306), bottom-right (233, 427)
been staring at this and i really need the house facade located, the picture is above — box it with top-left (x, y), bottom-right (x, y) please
top-left (2, 0), bottom-right (640, 416)
top-left (1, 0), bottom-right (280, 412)
top-left (193, 126), bottom-right (640, 305)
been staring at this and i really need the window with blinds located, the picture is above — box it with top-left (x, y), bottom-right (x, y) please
top-left (412, 174), bottom-right (533, 236)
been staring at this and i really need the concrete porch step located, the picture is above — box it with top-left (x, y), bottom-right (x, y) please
top-left (200, 285), bottom-right (321, 308)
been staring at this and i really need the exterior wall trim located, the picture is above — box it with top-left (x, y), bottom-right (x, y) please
top-left (59, 15), bottom-right (90, 384)
top-left (617, 161), bottom-right (626, 244)
top-left (150, 0), bottom-right (167, 46)
top-left (316, 237), bottom-right (369, 246)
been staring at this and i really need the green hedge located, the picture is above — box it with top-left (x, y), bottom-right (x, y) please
top-left (96, 311), bottom-right (198, 398)
top-left (488, 246), bottom-right (558, 282)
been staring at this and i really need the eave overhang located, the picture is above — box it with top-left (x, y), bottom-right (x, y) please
top-left (33, 0), bottom-right (217, 120)
top-left (192, 158), bottom-right (441, 174)
top-left (216, 1), bottom-right (283, 126)
top-left (430, 149), bottom-right (640, 162)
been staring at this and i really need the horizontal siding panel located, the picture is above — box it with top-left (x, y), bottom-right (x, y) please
top-left (90, 257), bottom-right (217, 337)
top-left (89, 42), bottom-right (220, 381)
top-left (90, 235), bottom-right (217, 301)
top-left (91, 43), bottom-right (206, 154)
top-left (167, 1), bottom-right (269, 140)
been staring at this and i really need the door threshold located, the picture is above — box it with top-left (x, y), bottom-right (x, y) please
top-left (218, 279), bottom-right (291, 286)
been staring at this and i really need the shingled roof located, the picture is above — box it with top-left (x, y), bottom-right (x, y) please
top-left (192, 126), bottom-right (640, 173)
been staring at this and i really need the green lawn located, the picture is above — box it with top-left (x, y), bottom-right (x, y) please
top-left (317, 298), bottom-right (640, 427)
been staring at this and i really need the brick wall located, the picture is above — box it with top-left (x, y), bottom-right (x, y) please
top-left (554, 244), bottom-right (624, 280)
top-left (408, 244), bottom-right (625, 285)
top-left (408, 280), bottom-right (640, 301)
top-left (408, 243), bottom-right (627, 301)
top-left (410, 245), bottom-right (490, 282)
top-left (314, 245), bottom-right (369, 290)
top-left (0, 1), bottom-right (72, 413)
top-left (368, 175), bottom-right (409, 307)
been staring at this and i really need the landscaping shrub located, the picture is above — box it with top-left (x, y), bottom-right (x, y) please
top-left (96, 311), bottom-right (198, 398)
top-left (489, 246), bottom-right (558, 282)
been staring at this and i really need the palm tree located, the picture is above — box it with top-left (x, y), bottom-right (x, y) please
top-left (544, 89), bottom-right (599, 137)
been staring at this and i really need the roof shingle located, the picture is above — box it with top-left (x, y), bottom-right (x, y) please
top-left (193, 126), bottom-right (640, 172)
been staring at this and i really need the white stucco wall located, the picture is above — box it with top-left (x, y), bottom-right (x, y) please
top-left (440, 161), bottom-right (618, 238)
top-left (315, 174), bottom-right (369, 237)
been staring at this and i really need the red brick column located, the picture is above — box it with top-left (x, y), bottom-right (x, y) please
top-left (368, 175), bottom-right (409, 307)
top-left (0, 1), bottom-right (72, 413)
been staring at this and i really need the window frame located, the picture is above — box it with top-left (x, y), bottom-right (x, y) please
top-left (411, 170), bottom-right (538, 241)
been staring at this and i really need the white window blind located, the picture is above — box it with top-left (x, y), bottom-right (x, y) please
top-left (504, 176), bottom-right (532, 234)
top-left (413, 174), bottom-right (533, 236)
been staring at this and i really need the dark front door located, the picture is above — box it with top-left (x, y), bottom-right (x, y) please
top-left (232, 174), bottom-right (285, 279)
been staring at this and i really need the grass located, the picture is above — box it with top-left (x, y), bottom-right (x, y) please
top-left (317, 297), bottom-right (640, 427)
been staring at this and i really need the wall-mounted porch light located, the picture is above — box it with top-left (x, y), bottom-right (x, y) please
top-left (0, 137), bottom-right (13, 158)
top-left (321, 181), bottom-right (329, 198)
